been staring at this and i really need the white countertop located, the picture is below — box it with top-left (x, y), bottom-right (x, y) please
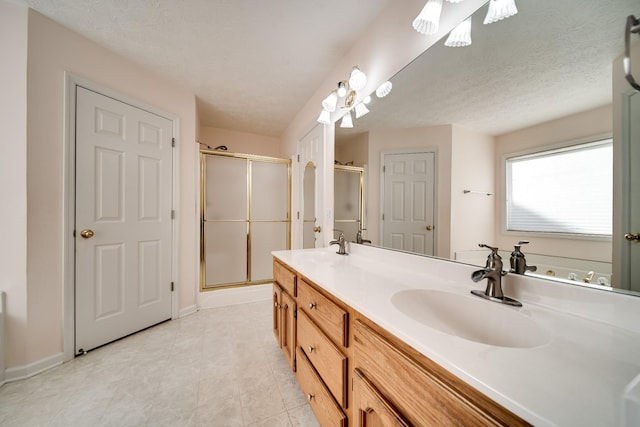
top-left (272, 245), bottom-right (640, 427)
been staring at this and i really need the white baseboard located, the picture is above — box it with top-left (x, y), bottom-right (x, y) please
top-left (197, 283), bottom-right (271, 310)
top-left (179, 304), bottom-right (198, 318)
top-left (3, 351), bottom-right (65, 385)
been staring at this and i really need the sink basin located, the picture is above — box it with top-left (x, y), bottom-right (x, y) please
top-left (391, 289), bottom-right (550, 348)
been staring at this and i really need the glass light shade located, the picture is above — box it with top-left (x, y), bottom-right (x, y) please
top-left (376, 81), bottom-right (392, 98)
top-left (354, 103), bottom-right (369, 119)
top-left (444, 17), bottom-right (472, 47)
top-left (337, 81), bottom-right (347, 97)
top-left (348, 67), bottom-right (367, 91)
top-left (317, 109), bottom-right (331, 124)
top-left (412, 0), bottom-right (443, 35)
top-left (340, 111), bottom-right (353, 128)
top-left (322, 91), bottom-right (338, 112)
top-left (363, 95), bottom-right (372, 104)
top-left (484, 0), bottom-right (518, 24)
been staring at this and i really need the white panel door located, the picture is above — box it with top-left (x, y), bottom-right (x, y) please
top-left (382, 152), bottom-right (435, 255)
top-left (75, 86), bottom-right (173, 354)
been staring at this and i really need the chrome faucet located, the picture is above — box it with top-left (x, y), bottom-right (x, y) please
top-left (356, 228), bottom-right (371, 244)
top-left (330, 230), bottom-right (348, 255)
top-left (471, 244), bottom-right (522, 307)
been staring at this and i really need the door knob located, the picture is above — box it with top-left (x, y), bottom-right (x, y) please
top-left (80, 229), bottom-right (94, 239)
top-left (625, 233), bottom-right (640, 242)
top-left (426, 225), bottom-right (434, 231)
top-left (313, 226), bottom-right (321, 233)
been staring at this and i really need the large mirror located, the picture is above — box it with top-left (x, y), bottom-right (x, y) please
top-left (335, 0), bottom-right (639, 293)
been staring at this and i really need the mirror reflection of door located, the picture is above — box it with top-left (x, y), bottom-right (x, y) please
top-left (334, 166), bottom-right (364, 243)
top-left (303, 162), bottom-right (316, 249)
top-left (382, 151), bottom-right (436, 255)
top-left (623, 91), bottom-right (640, 291)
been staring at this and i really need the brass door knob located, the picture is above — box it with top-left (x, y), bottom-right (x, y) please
top-left (80, 229), bottom-right (94, 239)
top-left (625, 233), bottom-right (640, 242)
top-left (426, 225), bottom-right (433, 231)
top-left (313, 226), bottom-right (321, 233)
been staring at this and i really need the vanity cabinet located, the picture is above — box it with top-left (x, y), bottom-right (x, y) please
top-left (272, 257), bottom-right (528, 427)
top-left (353, 320), bottom-right (529, 427)
top-left (273, 261), bottom-right (297, 371)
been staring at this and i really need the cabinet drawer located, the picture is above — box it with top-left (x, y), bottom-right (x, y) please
top-left (353, 368), bottom-right (411, 427)
top-left (296, 347), bottom-right (347, 427)
top-left (298, 309), bottom-right (347, 408)
top-left (298, 279), bottom-right (348, 347)
top-left (353, 320), bottom-right (529, 426)
top-left (273, 259), bottom-right (296, 296)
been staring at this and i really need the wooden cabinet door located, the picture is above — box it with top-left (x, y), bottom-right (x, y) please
top-left (353, 368), bottom-right (411, 427)
top-left (273, 284), bottom-right (282, 347)
top-left (281, 290), bottom-right (297, 371)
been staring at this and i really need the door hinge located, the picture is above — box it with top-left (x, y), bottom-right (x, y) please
top-left (294, 308), bottom-right (297, 319)
top-left (171, 281), bottom-right (175, 292)
top-left (297, 211), bottom-right (300, 220)
top-left (172, 137), bottom-right (176, 148)
top-left (171, 210), bottom-right (175, 219)
top-left (297, 154), bottom-right (300, 162)
top-left (382, 213), bottom-right (385, 220)
top-left (382, 165), bottom-right (386, 173)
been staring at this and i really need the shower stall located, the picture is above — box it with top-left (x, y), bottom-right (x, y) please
top-left (200, 151), bottom-right (291, 290)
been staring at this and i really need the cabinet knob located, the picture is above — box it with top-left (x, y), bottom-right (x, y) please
top-left (307, 394), bottom-right (314, 401)
top-left (309, 302), bottom-right (317, 310)
top-left (274, 301), bottom-right (278, 308)
top-left (308, 346), bottom-right (315, 353)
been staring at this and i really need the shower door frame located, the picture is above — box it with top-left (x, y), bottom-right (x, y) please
top-left (199, 150), bottom-right (291, 291)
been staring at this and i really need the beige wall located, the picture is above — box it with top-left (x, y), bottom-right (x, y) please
top-left (494, 105), bottom-right (613, 263)
top-left (367, 125), bottom-right (453, 257)
top-left (335, 133), bottom-right (369, 167)
top-left (450, 126), bottom-right (495, 259)
top-left (6, 8), bottom-right (199, 369)
top-left (199, 127), bottom-right (282, 158)
top-left (0, 0), bottom-right (29, 371)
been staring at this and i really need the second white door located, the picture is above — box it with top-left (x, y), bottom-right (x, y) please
top-left (382, 152), bottom-right (436, 255)
top-left (75, 86), bottom-right (173, 354)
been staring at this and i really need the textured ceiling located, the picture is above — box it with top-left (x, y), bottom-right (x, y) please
top-left (15, 0), bottom-right (391, 137)
top-left (338, 0), bottom-right (640, 138)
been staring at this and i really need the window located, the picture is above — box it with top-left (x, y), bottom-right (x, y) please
top-left (505, 139), bottom-right (612, 237)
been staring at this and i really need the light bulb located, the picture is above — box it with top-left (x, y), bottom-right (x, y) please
top-left (349, 67), bottom-right (367, 91)
top-left (445, 0), bottom-right (464, 3)
top-left (322, 91), bottom-right (338, 112)
top-left (412, 0), bottom-right (443, 35)
top-left (354, 103), bottom-right (369, 119)
top-left (317, 109), bottom-right (331, 125)
top-left (337, 81), bottom-right (347, 97)
top-left (376, 81), bottom-right (392, 98)
top-left (444, 17), bottom-right (472, 47)
top-left (363, 95), bottom-right (371, 104)
top-left (340, 111), bottom-right (353, 128)
top-left (484, 0), bottom-right (518, 25)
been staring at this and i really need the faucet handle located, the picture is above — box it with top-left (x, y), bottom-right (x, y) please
top-left (478, 243), bottom-right (499, 252)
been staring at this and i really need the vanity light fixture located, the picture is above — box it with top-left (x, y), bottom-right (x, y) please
top-left (337, 81), bottom-right (348, 97)
top-left (317, 65), bottom-right (370, 125)
top-left (317, 109), bottom-right (331, 125)
top-left (445, 0), bottom-right (465, 3)
top-left (340, 111), bottom-right (354, 128)
top-left (412, 0), bottom-right (443, 35)
top-left (444, 17), bottom-right (472, 47)
top-left (376, 81), bottom-right (392, 98)
top-left (322, 91), bottom-right (338, 113)
top-left (354, 102), bottom-right (370, 119)
top-left (348, 67), bottom-right (367, 91)
top-left (484, 0), bottom-right (518, 24)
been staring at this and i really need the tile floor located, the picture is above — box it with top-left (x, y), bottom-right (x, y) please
top-left (0, 300), bottom-right (320, 427)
